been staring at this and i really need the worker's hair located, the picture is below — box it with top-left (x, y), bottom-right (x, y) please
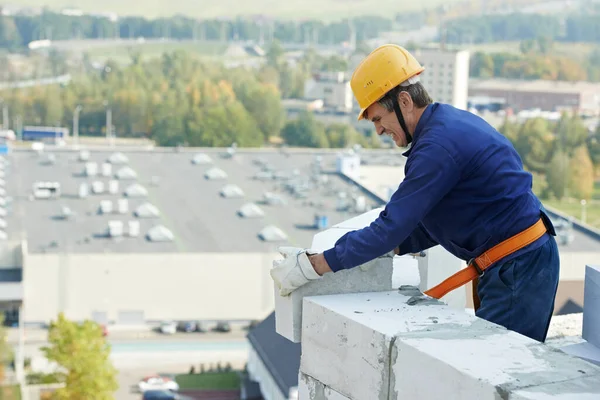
top-left (376, 82), bottom-right (433, 114)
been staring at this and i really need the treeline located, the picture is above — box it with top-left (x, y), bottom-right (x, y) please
top-left (500, 115), bottom-right (600, 201)
top-left (445, 13), bottom-right (600, 44)
top-left (469, 37), bottom-right (600, 82)
top-left (0, 11), bottom-right (392, 50)
top-left (0, 49), bottom-right (378, 149)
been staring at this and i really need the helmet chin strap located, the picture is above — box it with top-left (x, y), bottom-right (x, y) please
top-left (392, 97), bottom-right (412, 145)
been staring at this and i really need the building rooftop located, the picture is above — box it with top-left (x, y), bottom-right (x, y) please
top-left (5, 148), bottom-right (387, 254)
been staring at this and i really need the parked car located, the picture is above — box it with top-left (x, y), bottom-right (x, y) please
top-left (177, 321), bottom-right (197, 333)
top-left (214, 321), bottom-right (231, 333)
top-left (142, 389), bottom-right (179, 399)
top-left (138, 375), bottom-right (179, 393)
top-left (195, 321), bottom-right (208, 333)
top-left (159, 321), bottom-right (177, 335)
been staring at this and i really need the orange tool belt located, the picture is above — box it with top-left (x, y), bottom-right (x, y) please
top-left (424, 218), bottom-right (548, 307)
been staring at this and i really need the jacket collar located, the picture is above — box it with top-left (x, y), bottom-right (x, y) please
top-left (402, 103), bottom-right (438, 157)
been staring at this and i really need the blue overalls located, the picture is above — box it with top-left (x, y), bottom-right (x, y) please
top-left (323, 103), bottom-right (560, 342)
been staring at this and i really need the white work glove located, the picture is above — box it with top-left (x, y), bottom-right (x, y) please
top-left (270, 247), bottom-right (322, 296)
top-left (358, 250), bottom-right (396, 271)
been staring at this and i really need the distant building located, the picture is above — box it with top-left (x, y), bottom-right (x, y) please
top-left (413, 48), bottom-right (471, 110)
top-left (468, 78), bottom-right (600, 114)
top-left (303, 71), bottom-right (353, 113)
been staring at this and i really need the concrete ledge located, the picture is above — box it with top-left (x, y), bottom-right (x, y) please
top-left (299, 373), bottom-right (351, 400)
top-left (299, 290), bottom-right (600, 400)
top-left (274, 257), bottom-right (393, 343)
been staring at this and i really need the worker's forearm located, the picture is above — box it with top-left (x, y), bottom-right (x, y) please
top-left (308, 253), bottom-right (332, 276)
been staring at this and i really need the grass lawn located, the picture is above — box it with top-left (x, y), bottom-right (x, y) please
top-left (543, 198), bottom-right (600, 229)
top-left (175, 372), bottom-right (240, 390)
top-left (0, 384), bottom-right (21, 400)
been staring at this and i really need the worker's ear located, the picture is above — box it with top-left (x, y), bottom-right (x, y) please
top-left (398, 91), bottom-right (414, 111)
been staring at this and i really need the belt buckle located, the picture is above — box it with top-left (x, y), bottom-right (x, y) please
top-left (468, 258), bottom-right (485, 277)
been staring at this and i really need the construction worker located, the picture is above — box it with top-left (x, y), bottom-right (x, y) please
top-left (271, 44), bottom-right (560, 343)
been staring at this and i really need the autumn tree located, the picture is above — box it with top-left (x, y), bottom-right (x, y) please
top-left (42, 313), bottom-right (118, 400)
top-left (568, 146), bottom-right (595, 200)
top-left (546, 150), bottom-right (570, 200)
top-left (281, 110), bottom-right (328, 148)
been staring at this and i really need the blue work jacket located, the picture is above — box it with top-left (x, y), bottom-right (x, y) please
top-left (323, 103), bottom-right (555, 272)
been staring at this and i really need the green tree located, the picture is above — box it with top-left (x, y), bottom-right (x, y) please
top-left (514, 118), bottom-right (555, 173)
top-left (546, 150), bottom-right (570, 200)
top-left (42, 313), bottom-right (118, 400)
top-left (555, 113), bottom-right (588, 156)
top-left (325, 123), bottom-right (367, 148)
top-left (587, 127), bottom-right (600, 168)
top-left (281, 111), bottom-right (328, 148)
top-left (569, 146), bottom-right (595, 200)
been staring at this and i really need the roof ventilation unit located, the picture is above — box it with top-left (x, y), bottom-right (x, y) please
top-left (0, 231), bottom-right (7, 241)
top-left (263, 192), bottom-right (286, 206)
top-left (238, 203), bottom-right (265, 218)
top-left (79, 183), bottom-right (88, 198)
top-left (0, 209), bottom-right (6, 218)
top-left (128, 220), bottom-right (140, 237)
top-left (60, 206), bottom-right (74, 220)
top-left (134, 202), bottom-right (160, 218)
top-left (79, 150), bottom-right (90, 162)
top-left (101, 163), bottom-right (112, 177)
top-left (117, 199), bottom-right (129, 214)
top-left (0, 198), bottom-right (6, 207)
top-left (108, 180), bottom-right (119, 194)
top-left (33, 182), bottom-right (60, 199)
top-left (205, 167), bottom-right (227, 180)
top-left (125, 183), bottom-right (148, 198)
top-left (91, 181), bottom-right (104, 194)
top-left (258, 225), bottom-right (288, 242)
top-left (108, 152), bottom-right (129, 164)
top-left (0, 219), bottom-right (7, 229)
top-left (42, 154), bottom-right (56, 165)
top-left (0, 179), bottom-right (5, 187)
top-left (116, 167), bottom-right (137, 180)
top-left (107, 220), bottom-right (123, 237)
top-left (99, 200), bottom-right (113, 214)
top-left (192, 153), bottom-right (212, 165)
top-left (146, 225), bottom-right (174, 242)
top-left (85, 162), bottom-right (98, 177)
top-left (220, 184), bottom-right (244, 198)
top-left (0, 188), bottom-right (7, 197)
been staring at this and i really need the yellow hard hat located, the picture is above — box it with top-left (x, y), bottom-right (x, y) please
top-left (351, 44), bottom-right (425, 121)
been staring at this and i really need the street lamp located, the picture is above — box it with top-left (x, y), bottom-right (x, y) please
top-left (73, 105), bottom-right (82, 147)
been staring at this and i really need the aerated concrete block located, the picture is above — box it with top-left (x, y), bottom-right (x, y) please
top-left (583, 265), bottom-right (600, 349)
top-left (417, 244), bottom-right (466, 310)
top-left (298, 373), bottom-right (351, 400)
top-left (300, 289), bottom-right (600, 400)
top-left (274, 257), bottom-right (393, 343)
top-left (509, 375), bottom-right (600, 400)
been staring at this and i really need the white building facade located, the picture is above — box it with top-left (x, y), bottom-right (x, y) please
top-left (303, 72), bottom-right (353, 113)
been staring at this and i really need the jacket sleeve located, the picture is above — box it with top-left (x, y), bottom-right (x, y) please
top-left (397, 223), bottom-right (439, 255)
top-left (323, 140), bottom-right (460, 272)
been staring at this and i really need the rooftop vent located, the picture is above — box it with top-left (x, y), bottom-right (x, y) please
top-left (108, 180), bottom-right (119, 194)
top-left (116, 167), bottom-right (137, 180)
top-left (79, 183), bottom-right (88, 198)
top-left (91, 181), bottom-right (104, 194)
top-left (117, 199), bottom-right (129, 214)
top-left (85, 162), bottom-right (98, 177)
top-left (192, 153), bottom-right (212, 165)
top-left (263, 192), bottom-right (286, 206)
top-left (125, 183), bottom-right (148, 198)
top-left (205, 167), bottom-right (227, 180)
top-left (0, 170), bottom-right (6, 178)
top-left (99, 200), bottom-right (113, 214)
top-left (41, 153), bottom-right (56, 166)
top-left (60, 206), bottom-right (74, 220)
top-left (0, 179), bottom-right (5, 187)
top-left (101, 163), bottom-right (112, 177)
top-left (108, 152), bottom-right (128, 164)
top-left (107, 220), bottom-right (123, 237)
top-left (0, 230), bottom-right (7, 240)
top-left (0, 188), bottom-right (6, 197)
top-left (220, 184), bottom-right (244, 198)
top-left (134, 202), bottom-right (160, 218)
top-left (0, 198), bottom-right (6, 207)
top-left (79, 150), bottom-right (90, 162)
top-left (238, 203), bottom-right (265, 218)
top-left (0, 209), bottom-right (6, 218)
top-left (128, 220), bottom-right (140, 237)
top-left (258, 225), bottom-right (288, 242)
top-left (0, 219), bottom-right (7, 229)
top-left (146, 225), bottom-right (174, 242)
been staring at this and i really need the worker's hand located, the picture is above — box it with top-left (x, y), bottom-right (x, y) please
top-left (358, 250), bottom-right (396, 271)
top-left (270, 247), bottom-right (322, 296)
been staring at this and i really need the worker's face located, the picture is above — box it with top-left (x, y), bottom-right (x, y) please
top-left (366, 99), bottom-right (409, 148)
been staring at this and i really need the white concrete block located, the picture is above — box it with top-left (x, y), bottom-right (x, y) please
top-left (583, 265), bottom-right (600, 348)
top-left (330, 207), bottom-right (383, 229)
top-left (275, 258), bottom-right (393, 343)
top-left (300, 290), bottom-right (600, 400)
top-left (310, 227), bottom-right (354, 253)
top-left (509, 375), bottom-right (600, 400)
top-left (298, 373), bottom-right (351, 400)
top-left (418, 245), bottom-right (467, 310)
